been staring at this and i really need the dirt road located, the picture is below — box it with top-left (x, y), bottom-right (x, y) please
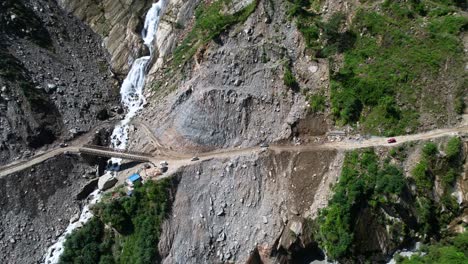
top-left (1, 120), bottom-right (466, 178)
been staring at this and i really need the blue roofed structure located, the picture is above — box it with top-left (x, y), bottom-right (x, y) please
top-left (126, 173), bottom-right (142, 187)
top-left (128, 173), bottom-right (141, 182)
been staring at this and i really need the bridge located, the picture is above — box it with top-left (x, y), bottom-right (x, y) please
top-left (79, 145), bottom-right (153, 162)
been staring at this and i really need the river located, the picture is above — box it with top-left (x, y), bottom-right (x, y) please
top-left (42, 1), bottom-right (164, 263)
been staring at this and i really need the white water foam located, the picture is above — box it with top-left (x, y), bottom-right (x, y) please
top-left (387, 242), bottom-right (422, 264)
top-left (110, 0), bottom-right (163, 161)
top-left (43, 190), bottom-right (101, 263)
top-left (43, 2), bottom-right (164, 263)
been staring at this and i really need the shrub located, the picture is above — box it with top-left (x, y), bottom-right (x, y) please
top-left (59, 218), bottom-right (112, 264)
top-left (60, 179), bottom-right (175, 263)
top-left (422, 142), bottom-right (438, 159)
top-left (412, 160), bottom-right (432, 192)
top-left (328, 5), bottom-right (464, 135)
top-left (308, 94), bottom-right (326, 112)
top-left (441, 168), bottom-right (457, 187)
top-left (445, 137), bottom-right (462, 161)
top-left (317, 149), bottom-right (407, 260)
top-left (454, 97), bottom-right (465, 115)
top-left (415, 196), bottom-right (437, 236)
top-left (95, 200), bottom-right (133, 234)
top-left (376, 164), bottom-right (405, 194)
top-left (283, 65), bottom-right (299, 90)
top-left (399, 233), bottom-right (468, 264)
top-left (172, 0), bottom-right (257, 66)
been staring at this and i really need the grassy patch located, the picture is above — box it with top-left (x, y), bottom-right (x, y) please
top-left (287, 1), bottom-right (354, 57)
top-left (445, 137), bottom-right (462, 161)
top-left (333, 3), bottom-right (466, 135)
top-left (307, 93), bottom-right (326, 113)
top-left (60, 179), bottom-right (177, 264)
top-left (283, 64), bottom-right (299, 90)
top-left (171, 0), bottom-right (257, 67)
top-left (290, 0), bottom-right (467, 136)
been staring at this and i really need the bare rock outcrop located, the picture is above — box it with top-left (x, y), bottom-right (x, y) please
top-left (158, 149), bottom-right (339, 263)
top-left (58, 0), bottom-right (154, 75)
top-left (133, 0), bottom-right (329, 153)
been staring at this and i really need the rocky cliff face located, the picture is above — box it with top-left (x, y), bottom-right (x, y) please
top-left (129, 0), bottom-right (467, 262)
top-left (0, 0), bottom-right (119, 165)
top-left (130, 0), bottom-right (329, 153)
top-left (58, 0), bottom-right (154, 75)
top-left (128, 6), bottom-right (340, 262)
top-left (1, 0), bottom-right (466, 263)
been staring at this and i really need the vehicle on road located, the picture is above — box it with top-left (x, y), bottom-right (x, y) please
top-left (59, 143), bottom-right (68, 148)
top-left (260, 142), bottom-right (269, 148)
top-left (191, 156), bottom-right (199, 161)
top-left (387, 138), bottom-right (397, 144)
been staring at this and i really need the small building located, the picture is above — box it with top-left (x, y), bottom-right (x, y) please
top-left (126, 173), bottom-right (142, 187)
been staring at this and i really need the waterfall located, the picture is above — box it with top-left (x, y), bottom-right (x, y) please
top-left (43, 2), bottom-right (164, 263)
top-left (110, 0), bottom-right (164, 160)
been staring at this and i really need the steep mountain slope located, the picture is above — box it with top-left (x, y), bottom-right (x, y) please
top-left (0, 0), bottom-right (466, 263)
top-left (0, 0), bottom-right (119, 165)
top-left (57, 0), bottom-right (154, 75)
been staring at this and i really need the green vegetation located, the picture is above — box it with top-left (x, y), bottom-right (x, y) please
top-left (389, 144), bottom-right (408, 161)
top-left (398, 232), bottom-right (468, 264)
top-left (316, 138), bottom-right (465, 260)
top-left (60, 218), bottom-right (115, 264)
top-left (287, 1), bottom-right (354, 57)
top-left (289, 0), bottom-right (467, 136)
top-left (307, 93), bottom-right (326, 113)
top-left (59, 179), bottom-right (176, 264)
top-left (283, 64), bottom-right (299, 90)
top-left (316, 149), bottom-right (406, 259)
top-left (422, 142), bottom-right (438, 160)
top-left (412, 160), bottom-right (432, 193)
top-left (172, 0), bottom-right (258, 67)
top-left (446, 137), bottom-right (462, 161)
top-left (409, 138), bottom-right (463, 236)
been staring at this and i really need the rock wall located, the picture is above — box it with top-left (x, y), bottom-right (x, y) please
top-left (58, 0), bottom-right (154, 75)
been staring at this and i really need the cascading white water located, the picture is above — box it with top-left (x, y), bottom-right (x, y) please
top-left (110, 0), bottom-right (163, 158)
top-left (42, 190), bottom-right (101, 264)
top-left (43, 2), bottom-right (164, 263)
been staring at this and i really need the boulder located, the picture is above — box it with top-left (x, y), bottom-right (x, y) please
top-left (98, 174), bottom-right (117, 191)
top-left (289, 221), bottom-right (303, 236)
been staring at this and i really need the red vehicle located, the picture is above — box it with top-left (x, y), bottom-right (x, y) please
top-left (387, 138), bottom-right (397, 144)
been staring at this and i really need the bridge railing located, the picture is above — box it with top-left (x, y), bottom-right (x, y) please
top-left (79, 149), bottom-right (151, 162)
top-left (81, 144), bottom-right (153, 157)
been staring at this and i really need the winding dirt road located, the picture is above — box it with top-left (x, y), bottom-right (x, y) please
top-left (1, 118), bottom-right (466, 178)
